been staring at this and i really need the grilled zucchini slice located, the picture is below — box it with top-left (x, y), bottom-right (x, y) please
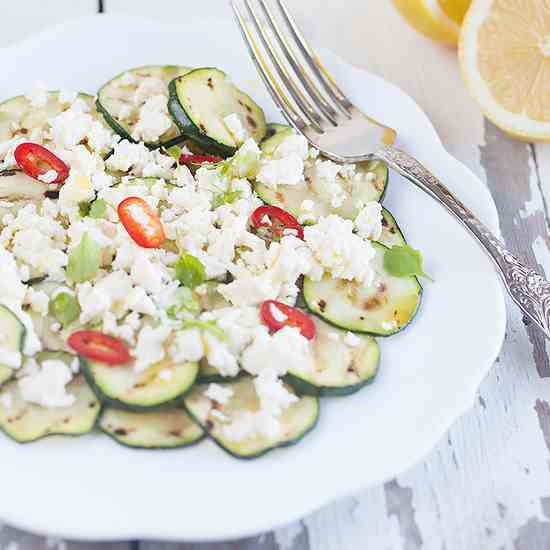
top-left (184, 377), bottom-right (319, 459)
top-left (303, 242), bottom-right (422, 336)
top-left (99, 407), bottom-right (204, 449)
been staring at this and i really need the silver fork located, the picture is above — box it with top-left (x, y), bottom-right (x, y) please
top-left (231, 0), bottom-right (550, 340)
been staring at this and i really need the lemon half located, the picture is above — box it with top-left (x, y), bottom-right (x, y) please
top-left (391, 0), bottom-right (465, 45)
top-left (459, 0), bottom-right (550, 142)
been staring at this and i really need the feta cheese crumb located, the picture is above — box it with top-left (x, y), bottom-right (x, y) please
top-left (158, 368), bottom-right (172, 381)
top-left (223, 113), bottom-right (249, 145)
top-left (0, 392), bottom-right (13, 409)
top-left (37, 170), bottom-right (58, 184)
top-left (205, 383), bottom-right (234, 405)
top-left (382, 320), bottom-right (398, 330)
top-left (273, 134), bottom-right (309, 161)
top-left (327, 331), bottom-right (340, 341)
top-left (0, 349), bottom-right (22, 368)
top-left (269, 303), bottom-right (288, 323)
top-left (344, 331), bottom-right (361, 347)
top-left (26, 82), bottom-right (48, 107)
top-left (18, 360), bottom-right (75, 408)
top-left (210, 409), bottom-right (229, 422)
top-left (256, 155), bottom-right (304, 187)
top-left (132, 323), bottom-right (172, 372)
top-left (304, 215), bottom-right (376, 284)
top-left (355, 201), bottom-right (383, 241)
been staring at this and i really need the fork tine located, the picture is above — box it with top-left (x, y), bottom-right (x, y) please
top-left (231, 1), bottom-right (307, 131)
top-left (276, 0), bottom-right (354, 114)
top-left (243, 0), bottom-right (326, 131)
top-left (258, 0), bottom-right (349, 122)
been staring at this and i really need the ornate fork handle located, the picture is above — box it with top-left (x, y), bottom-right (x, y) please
top-left (377, 145), bottom-right (550, 338)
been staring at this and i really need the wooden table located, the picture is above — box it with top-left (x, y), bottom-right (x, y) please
top-left (2, 1), bottom-right (550, 548)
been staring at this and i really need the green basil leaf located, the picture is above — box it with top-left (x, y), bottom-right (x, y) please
top-left (67, 232), bottom-right (102, 283)
top-left (174, 253), bottom-right (206, 289)
top-left (181, 319), bottom-right (226, 341)
top-left (49, 292), bottom-right (80, 326)
top-left (383, 245), bottom-right (433, 281)
top-left (212, 190), bottom-right (243, 210)
top-left (89, 198), bottom-right (107, 219)
top-left (78, 201), bottom-right (91, 217)
top-left (166, 145), bottom-right (182, 161)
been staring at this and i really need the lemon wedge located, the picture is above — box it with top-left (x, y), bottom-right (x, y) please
top-left (391, 0), bottom-right (463, 45)
top-left (459, 0), bottom-right (550, 142)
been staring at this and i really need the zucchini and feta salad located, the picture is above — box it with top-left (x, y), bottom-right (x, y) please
top-left (0, 66), bottom-right (429, 457)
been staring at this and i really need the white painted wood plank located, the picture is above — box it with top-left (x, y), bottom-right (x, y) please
top-left (0, 0), bottom-right (97, 49)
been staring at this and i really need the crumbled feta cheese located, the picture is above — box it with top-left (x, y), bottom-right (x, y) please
top-left (59, 89), bottom-right (78, 104)
top-left (106, 140), bottom-right (174, 178)
top-left (169, 328), bottom-right (204, 363)
top-left (382, 320), bottom-right (397, 330)
top-left (37, 170), bottom-right (58, 184)
top-left (304, 215), bottom-right (376, 284)
top-left (204, 332), bottom-right (239, 377)
top-left (242, 326), bottom-right (313, 376)
top-left (132, 323), bottom-right (172, 372)
top-left (327, 331), bottom-right (340, 341)
top-left (133, 76), bottom-right (165, 105)
top-left (158, 368), bottom-right (172, 381)
top-left (58, 174), bottom-right (94, 212)
top-left (315, 159), bottom-right (341, 181)
top-left (274, 134), bottom-right (309, 161)
top-left (254, 368), bottom-right (298, 416)
top-left (26, 82), bottom-right (48, 107)
top-left (18, 360), bottom-right (75, 408)
top-left (0, 391), bottom-right (13, 409)
top-left (210, 409), bottom-right (229, 422)
top-left (344, 331), bottom-right (361, 347)
top-left (0, 349), bottom-right (21, 368)
top-left (256, 155), bottom-right (304, 187)
top-left (205, 383), bottom-right (234, 405)
top-left (24, 287), bottom-right (49, 317)
top-left (269, 303), bottom-right (288, 323)
top-left (365, 171), bottom-right (377, 182)
top-left (355, 201), bottom-right (383, 241)
top-left (131, 95), bottom-right (172, 143)
top-left (223, 113), bottom-right (249, 144)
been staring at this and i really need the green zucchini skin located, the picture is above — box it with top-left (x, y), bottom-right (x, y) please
top-left (184, 378), bottom-right (319, 459)
top-left (303, 242), bottom-right (422, 337)
top-left (99, 407), bottom-right (205, 450)
top-left (168, 68), bottom-right (267, 157)
top-left (284, 317), bottom-right (380, 397)
top-left (80, 357), bottom-right (199, 412)
top-left (380, 208), bottom-right (407, 248)
top-left (168, 78), bottom-right (236, 158)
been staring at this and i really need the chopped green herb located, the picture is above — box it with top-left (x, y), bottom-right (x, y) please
top-left (66, 232), bottom-right (102, 283)
top-left (166, 287), bottom-right (200, 319)
top-left (181, 319), bottom-right (226, 341)
top-left (212, 190), bottom-right (242, 209)
top-left (49, 292), bottom-right (80, 326)
top-left (89, 198), bottom-right (107, 219)
top-left (383, 245), bottom-right (433, 281)
top-left (175, 253), bottom-right (206, 289)
top-left (78, 201), bottom-right (91, 217)
top-left (166, 145), bottom-right (182, 162)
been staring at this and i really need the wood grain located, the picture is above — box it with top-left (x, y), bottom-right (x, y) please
top-left (2, 1), bottom-right (550, 549)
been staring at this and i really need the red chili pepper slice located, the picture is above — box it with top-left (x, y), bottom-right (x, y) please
top-left (260, 300), bottom-right (316, 340)
top-left (14, 143), bottom-right (69, 184)
top-left (250, 205), bottom-right (304, 241)
top-left (179, 153), bottom-right (223, 166)
top-left (118, 196), bottom-right (166, 249)
top-left (68, 330), bottom-right (130, 366)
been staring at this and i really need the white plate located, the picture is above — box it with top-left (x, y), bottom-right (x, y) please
top-left (0, 14), bottom-right (506, 542)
